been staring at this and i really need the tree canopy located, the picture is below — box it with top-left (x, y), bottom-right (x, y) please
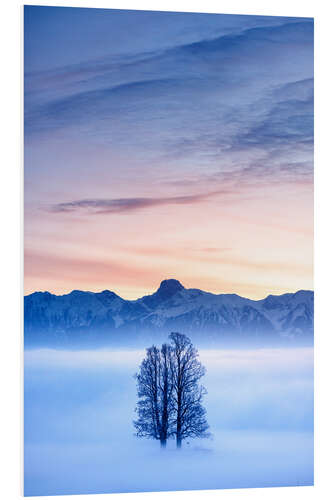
top-left (134, 333), bottom-right (209, 448)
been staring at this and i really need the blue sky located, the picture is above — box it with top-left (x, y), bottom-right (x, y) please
top-left (24, 6), bottom-right (314, 299)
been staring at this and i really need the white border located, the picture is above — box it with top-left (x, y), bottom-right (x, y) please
top-left (5, 0), bottom-right (317, 17)
top-left (1, 1), bottom-right (333, 499)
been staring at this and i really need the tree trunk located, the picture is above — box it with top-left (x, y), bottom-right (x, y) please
top-left (160, 439), bottom-right (167, 448)
top-left (176, 436), bottom-right (182, 449)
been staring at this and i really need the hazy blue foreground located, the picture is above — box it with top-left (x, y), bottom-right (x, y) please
top-left (24, 346), bottom-right (313, 496)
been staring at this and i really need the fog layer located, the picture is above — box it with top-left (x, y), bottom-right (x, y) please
top-left (24, 347), bottom-right (313, 496)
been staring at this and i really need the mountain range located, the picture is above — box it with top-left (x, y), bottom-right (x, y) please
top-left (24, 279), bottom-right (314, 347)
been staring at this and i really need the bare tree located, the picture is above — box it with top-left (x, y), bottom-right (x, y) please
top-left (134, 345), bottom-right (173, 447)
top-left (134, 334), bottom-right (209, 449)
top-left (159, 343), bottom-right (174, 446)
top-left (169, 332), bottom-right (209, 448)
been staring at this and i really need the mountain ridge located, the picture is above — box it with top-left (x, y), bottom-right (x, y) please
top-left (24, 279), bottom-right (314, 346)
top-left (25, 278), bottom-right (312, 303)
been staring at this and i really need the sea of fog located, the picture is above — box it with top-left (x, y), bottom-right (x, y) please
top-left (24, 346), bottom-right (314, 496)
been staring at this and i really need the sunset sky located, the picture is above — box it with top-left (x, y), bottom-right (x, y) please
top-left (24, 6), bottom-right (313, 300)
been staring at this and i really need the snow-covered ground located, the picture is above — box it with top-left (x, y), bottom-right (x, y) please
top-left (24, 346), bottom-right (313, 496)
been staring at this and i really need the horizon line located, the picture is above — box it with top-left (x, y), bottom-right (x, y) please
top-left (24, 279), bottom-right (314, 302)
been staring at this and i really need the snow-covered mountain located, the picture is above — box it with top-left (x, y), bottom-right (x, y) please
top-left (24, 279), bottom-right (314, 346)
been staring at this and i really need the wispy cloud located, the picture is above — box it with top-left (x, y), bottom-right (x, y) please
top-left (48, 190), bottom-right (229, 215)
top-left (25, 17), bottom-right (314, 199)
top-left (25, 19), bottom-right (314, 189)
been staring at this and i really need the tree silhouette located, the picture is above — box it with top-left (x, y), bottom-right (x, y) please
top-left (133, 345), bottom-right (173, 447)
top-left (134, 333), bottom-right (209, 448)
top-left (169, 332), bottom-right (209, 448)
top-left (159, 343), bottom-right (174, 446)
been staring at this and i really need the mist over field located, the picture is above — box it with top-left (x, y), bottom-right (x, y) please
top-left (24, 346), bottom-right (313, 496)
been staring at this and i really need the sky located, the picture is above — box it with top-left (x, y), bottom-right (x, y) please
top-left (24, 6), bottom-right (314, 300)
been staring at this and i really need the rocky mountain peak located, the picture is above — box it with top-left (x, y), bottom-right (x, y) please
top-left (156, 279), bottom-right (185, 299)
